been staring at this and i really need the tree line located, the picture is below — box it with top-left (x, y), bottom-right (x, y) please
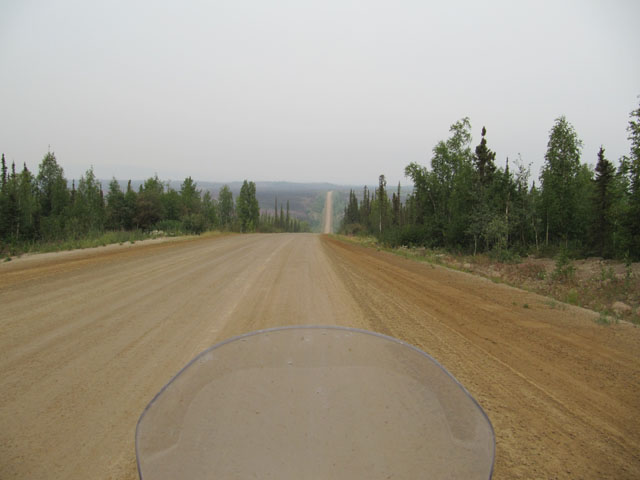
top-left (0, 153), bottom-right (308, 251)
top-left (341, 100), bottom-right (640, 261)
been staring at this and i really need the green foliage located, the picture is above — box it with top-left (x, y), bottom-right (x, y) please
top-left (218, 185), bottom-right (234, 229)
top-left (123, 181), bottom-right (137, 229)
top-left (180, 177), bottom-right (200, 216)
top-left (341, 106), bottom-right (638, 262)
top-left (402, 118), bottom-right (475, 249)
top-left (624, 252), bottom-right (633, 290)
top-left (373, 175), bottom-right (389, 236)
top-left (0, 149), bottom-right (307, 255)
top-left (623, 99), bottom-right (640, 259)
top-left (259, 195), bottom-right (310, 233)
top-left (541, 116), bottom-right (584, 246)
top-left (236, 180), bottom-right (259, 232)
top-left (565, 288), bottom-right (579, 305)
top-left (596, 312), bottom-right (612, 325)
top-left (181, 213), bottom-right (207, 234)
top-left (162, 188), bottom-right (181, 222)
top-left (71, 167), bottom-right (105, 234)
top-left (37, 151), bottom-right (69, 219)
top-left (106, 179), bottom-right (126, 230)
top-left (552, 249), bottom-right (576, 282)
top-left (153, 219), bottom-right (183, 235)
top-left (600, 265), bottom-right (615, 282)
top-left (135, 176), bottom-right (165, 230)
top-left (4, 100), bottom-right (640, 260)
top-left (201, 191), bottom-right (218, 228)
top-left (474, 126), bottom-right (497, 186)
top-left (591, 147), bottom-right (616, 257)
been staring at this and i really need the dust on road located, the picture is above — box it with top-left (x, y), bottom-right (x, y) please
top-left (1, 233), bottom-right (639, 479)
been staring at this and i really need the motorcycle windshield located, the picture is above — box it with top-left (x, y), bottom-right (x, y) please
top-left (136, 326), bottom-right (494, 479)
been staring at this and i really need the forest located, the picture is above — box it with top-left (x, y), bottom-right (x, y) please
top-left (0, 156), bottom-right (309, 255)
top-left (341, 100), bottom-right (640, 261)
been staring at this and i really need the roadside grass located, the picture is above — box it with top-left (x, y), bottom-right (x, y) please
top-left (565, 289), bottom-right (579, 306)
top-left (1, 229), bottom-right (234, 261)
top-left (1, 230), bottom-right (180, 259)
top-left (2, 230), bottom-right (152, 257)
top-left (334, 234), bottom-right (639, 326)
top-left (596, 312), bottom-right (612, 325)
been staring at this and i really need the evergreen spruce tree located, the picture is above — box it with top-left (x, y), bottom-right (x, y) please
top-left (1, 162), bottom-right (19, 240)
top-left (377, 175), bottom-right (387, 235)
top-left (280, 204), bottom-right (285, 230)
top-left (15, 164), bottom-right (38, 240)
top-left (274, 196), bottom-right (278, 227)
top-left (0, 154), bottom-right (8, 240)
top-left (392, 183), bottom-right (401, 227)
top-left (36, 152), bottom-right (70, 240)
top-left (468, 126), bottom-right (497, 254)
top-left (180, 177), bottom-right (200, 216)
top-left (623, 100), bottom-right (640, 258)
top-left (286, 200), bottom-right (290, 231)
top-left (591, 147), bottom-right (615, 256)
top-left (474, 127), bottom-right (497, 186)
top-left (1, 154), bottom-right (7, 189)
top-left (124, 180), bottom-right (137, 230)
top-left (360, 186), bottom-right (371, 230)
top-left (106, 179), bottom-right (126, 230)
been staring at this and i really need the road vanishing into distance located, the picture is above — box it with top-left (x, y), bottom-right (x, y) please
top-left (323, 191), bottom-right (333, 234)
top-left (1, 232), bottom-right (639, 478)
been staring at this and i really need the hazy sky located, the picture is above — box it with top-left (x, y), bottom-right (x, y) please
top-left (1, 0), bottom-right (639, 186)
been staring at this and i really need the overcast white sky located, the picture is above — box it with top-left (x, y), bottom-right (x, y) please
top-left (1, 0), bottom-right (639, 186)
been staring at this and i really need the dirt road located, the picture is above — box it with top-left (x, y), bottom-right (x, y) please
top-left (1, 234), bottom-right (639, 479)
top-left (323, 191), bottom-right (333, 234)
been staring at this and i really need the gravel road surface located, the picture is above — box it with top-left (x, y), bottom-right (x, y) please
top-left (1, 233), bottom-right (639, 479)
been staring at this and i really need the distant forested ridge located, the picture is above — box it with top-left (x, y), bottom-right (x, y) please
top-left (341, 100), bottom-right (640, 261)
top-left (0, 157), bottom-right (309, 253)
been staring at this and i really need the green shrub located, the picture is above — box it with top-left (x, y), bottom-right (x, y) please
top-left (566, 289), bottom-right (579, 305)
top-left (153, 220), bottom-right (183, 235)
top-left (552, 250), bottom-right (575, 282)
top-left (181, 214), bottom-right (207, 234)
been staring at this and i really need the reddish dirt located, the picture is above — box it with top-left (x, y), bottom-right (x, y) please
top-left (323, 237), bottom-right (640, 479)
top-left (1, 234), bottom-right (639, 479)
top-left (421, 250), bottom-right (640, 321)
